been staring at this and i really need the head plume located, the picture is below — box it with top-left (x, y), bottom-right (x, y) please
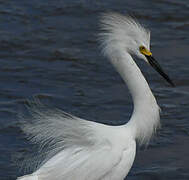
top-left (99, 12), bottom-right (151, 60)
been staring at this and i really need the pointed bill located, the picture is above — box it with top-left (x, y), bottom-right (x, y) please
top-left (145, 55), bottom-right (175, 87)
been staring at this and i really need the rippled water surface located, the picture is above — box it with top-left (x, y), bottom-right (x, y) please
top-left (0, 0), bottom-right (189, 179)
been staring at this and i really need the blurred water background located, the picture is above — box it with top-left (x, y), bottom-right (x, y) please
top-left (0, 0), bottom-right (189, 179)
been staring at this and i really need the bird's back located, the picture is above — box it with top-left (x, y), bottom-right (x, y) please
top-left (18, 109), bottom-right (136, 180)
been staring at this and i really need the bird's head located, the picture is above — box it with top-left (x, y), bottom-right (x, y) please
top-left (100, 12), bottom-right (174, 86)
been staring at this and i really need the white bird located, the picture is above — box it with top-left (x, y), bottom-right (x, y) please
top-left (17, 12), bottom-right (174, 180)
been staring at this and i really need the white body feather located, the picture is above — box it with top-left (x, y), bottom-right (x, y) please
top-left (17, 12), bottom-right (160, 180)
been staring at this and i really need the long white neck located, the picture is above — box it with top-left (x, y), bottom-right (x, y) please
top-left (110, 50), bottom-right (160, 145)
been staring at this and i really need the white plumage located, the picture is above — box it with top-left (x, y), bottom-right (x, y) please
top-left (17, 12), bottom-right (172, 180)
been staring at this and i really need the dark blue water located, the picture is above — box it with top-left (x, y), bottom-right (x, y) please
top-left (0, 0), bottom-right (189, 179)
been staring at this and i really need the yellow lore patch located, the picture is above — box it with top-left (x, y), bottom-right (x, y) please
top-left (139, 46), bottom-right (152, 56)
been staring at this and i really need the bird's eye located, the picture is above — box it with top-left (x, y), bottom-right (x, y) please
top-left (139, 46), bottom-right (145, 51)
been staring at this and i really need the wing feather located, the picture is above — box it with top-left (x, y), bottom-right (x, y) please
top-left (35, 144), bottom-right (123, 180)
top-left (18, 101), bottom-right (136, 180)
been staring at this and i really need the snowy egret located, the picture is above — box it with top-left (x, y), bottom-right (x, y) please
top-left (17, 12), bottom-right (174, 180)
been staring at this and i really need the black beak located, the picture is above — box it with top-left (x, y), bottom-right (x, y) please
top-left (145, 55), bottom-right (175, 87)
